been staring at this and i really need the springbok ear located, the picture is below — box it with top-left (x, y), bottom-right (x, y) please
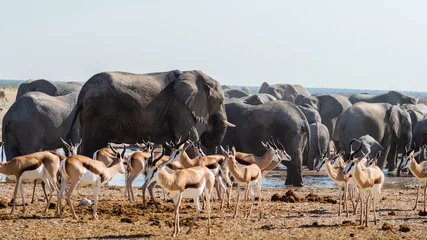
top-left (220, 146), bottom-right (228, 156)
top-left (231, 146), bottom-right (236, 156)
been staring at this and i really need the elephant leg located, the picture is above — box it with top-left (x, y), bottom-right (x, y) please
top-left (302, 147), bottom-right (309, 167)
top-left (285, 165), bottom-right (303, 187)
top-left (377, 142), bottom-right (391, 170)
top-left (386, 144), bottom-right (397, 172)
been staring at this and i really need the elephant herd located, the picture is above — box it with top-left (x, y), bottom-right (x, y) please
top-left (2, 69), bottom-right (425, 187)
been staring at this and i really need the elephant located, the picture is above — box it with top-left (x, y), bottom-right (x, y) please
top-left (243, 93), bottom-right (277, 105)
top-left (220, 99), bottom-right (310, 186)
top-left (224, 89), bottom-right (249, 98)
top-left (258, 82), bottom-right (310, 102)
top-left (241, 86), bottom-right (251, 95)
top-left (221, 85), bottom-right (232, 90)
top-left (348, 135), bottom-right (383, 160)
top-left (67, 69), bottom-right (232, 157)
top-left (333, 102), bottom-right (412, 170)
top-left (294, 94), bottom-right (352, 140)
top-left (348, 91), bottom-right (418, 105)
top-left (3, 92), bottom-right (80, 160)
top-left (16, 79), bottom-right (83, 100)
top-left (411, 119), bottom-right (427, 159)
top-left (305, 122), bottom-right (330, 170)
top-left (297, 105), bottom-right (321, 124)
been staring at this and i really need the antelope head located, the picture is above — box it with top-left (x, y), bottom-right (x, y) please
top-left (61, 138), bottom-right (82, 156)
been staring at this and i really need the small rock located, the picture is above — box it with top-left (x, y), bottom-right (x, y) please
top-left (48, 203), bottom-right (56, 209)
top-left (388, 211), bottom-right (396, 216)
top-left (78, 197), bottom-right (92, 207)
top-left (0, 197), bottom-right (8, 209)
top-left (341, 220), bottom-right (357, 226)
top-left (419, 210), bottom-right (427, 216)
top-left (350, 233), bottom-right (355, 237)
top-left (120, 217), bottom-right (133, 223)
top-left (381, 222), bottom-right (393, 231)
top-left (271, 194), bottom-right (281, 202)
top-left (399, 224), bottom-right (410, 232)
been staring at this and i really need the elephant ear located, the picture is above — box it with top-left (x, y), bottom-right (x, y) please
top-left (259, 82), bottom-right (269, 93)
top-left (389, 106), bottom-right (403, 138)
top-left (173, 70), bottom-right (223, 124)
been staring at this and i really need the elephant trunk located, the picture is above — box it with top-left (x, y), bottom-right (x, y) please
top-left (200, 107), bottom-right (230, 148)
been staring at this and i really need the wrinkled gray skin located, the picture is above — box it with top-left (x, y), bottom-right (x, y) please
top-left (295, 94), bottom-right (352, 140)
top-left (259, 82), bottom-right (310, 102)
top-left (348, 91), bottom-right (418, 105)
top-left (412, 119), bottom-right (427, 161)
top-left (16, 79), bottom-right (83, 101)
top-left (68, 70), bottom-right (229, 157)
top-left (349, 135), bottom-right (384, 159)
top-left (306, 122), bottom-right (330, 170)
top-left (297, 105), bottom-right (321, 124)
top-left (334, 102), bottom-right (412, 170)
top-left (224, 89), bottom-right (249, 98)
top-left (243, 93), bottom-right (277, 105)
top-left (3, 92), bottom-right (80, 160)
top-left (241, 86), bottom-right (251, 95)
top-left (220, 99), bottom-right (310, 186)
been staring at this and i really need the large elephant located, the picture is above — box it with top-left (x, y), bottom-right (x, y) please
top-left (306, 122), bottom-right (329, 170)
top-left (68, 70), bottom-right (232, 157)
top-left (243, 94), bottom-right (277, 105)
top-left (224, 89), bottom-right (249, 98)
top-left (333, 102), bottom-right (412, 170)
top-left (220, 99), bottom-right (310, 186)
top-left (259, 82), bottom-right (310, 102)
top-left (295, 94), bottom-right (352, 140)
top-left (348, 91), bottom-right (418, 105)
top-left (3, 92), bottom-right (80, 160)
top-left (297, 105), bottom-right (321, 124)
top-left (16, 79), bottom-right (83, 100)
top-left (349, 135), bottom-right (383, 159)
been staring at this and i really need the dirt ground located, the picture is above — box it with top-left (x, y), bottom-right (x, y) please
top-left (0, 88), bottom-right (17, 141)
top-left (0, 183), bottom-right (425, 240)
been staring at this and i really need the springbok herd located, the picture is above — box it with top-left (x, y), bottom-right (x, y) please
top-left (0, 133), bottom-right (426, 237)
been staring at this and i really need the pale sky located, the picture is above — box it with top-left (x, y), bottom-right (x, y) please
top-left (1, 1), bottom-right (427, 91)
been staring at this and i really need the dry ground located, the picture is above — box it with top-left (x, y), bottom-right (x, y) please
top-left (0, 183), bottom-right (426, 240)
top-left (0, 88), bottom-right (17, 141)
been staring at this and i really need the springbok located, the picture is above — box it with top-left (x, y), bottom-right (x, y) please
top-left (221, 146), bottom-right (263, 219)
top-left (400, 147), bottom-right (426, 211)
top-left (0, 151), bottom-right (62, 216)
top-left (342, 154), bottom-right (384, 227)
top-left (58, 144), bottom-right (126, 220)
top-left (144, 146), bottom-right (215, 237)
top-left (316, 151), bottom-right (358, 217)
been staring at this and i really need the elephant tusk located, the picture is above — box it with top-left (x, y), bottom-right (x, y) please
top-left (223, 120), bottom-right (236, 127)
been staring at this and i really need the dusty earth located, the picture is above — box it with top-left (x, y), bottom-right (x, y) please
top-left (0, 182), bottom-right (426, 240)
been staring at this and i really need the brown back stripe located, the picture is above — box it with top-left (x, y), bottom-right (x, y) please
top-left (185, 182), bottom-right (203, 189)
top-left (250, 172), bottom-right (259, 181)
top-left (21, 161), bottom-right (43, 173)
top-left (374, 177), bottom-right (382, 185)
top-left (235, 157), bottom-right (251, 166)
top-left (206, 162), bottom-right (219, 169)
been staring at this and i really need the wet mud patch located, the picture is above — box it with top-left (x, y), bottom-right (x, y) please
top-left (271, 190), bottom-right (337, 204)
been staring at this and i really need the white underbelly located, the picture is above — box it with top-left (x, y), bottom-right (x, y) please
top-left (166, 181), bottom-right (207, 200)
top-left (78, 169), bottom-right (100, 186)
top-left (5, 165), bottom-right (45, 181)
